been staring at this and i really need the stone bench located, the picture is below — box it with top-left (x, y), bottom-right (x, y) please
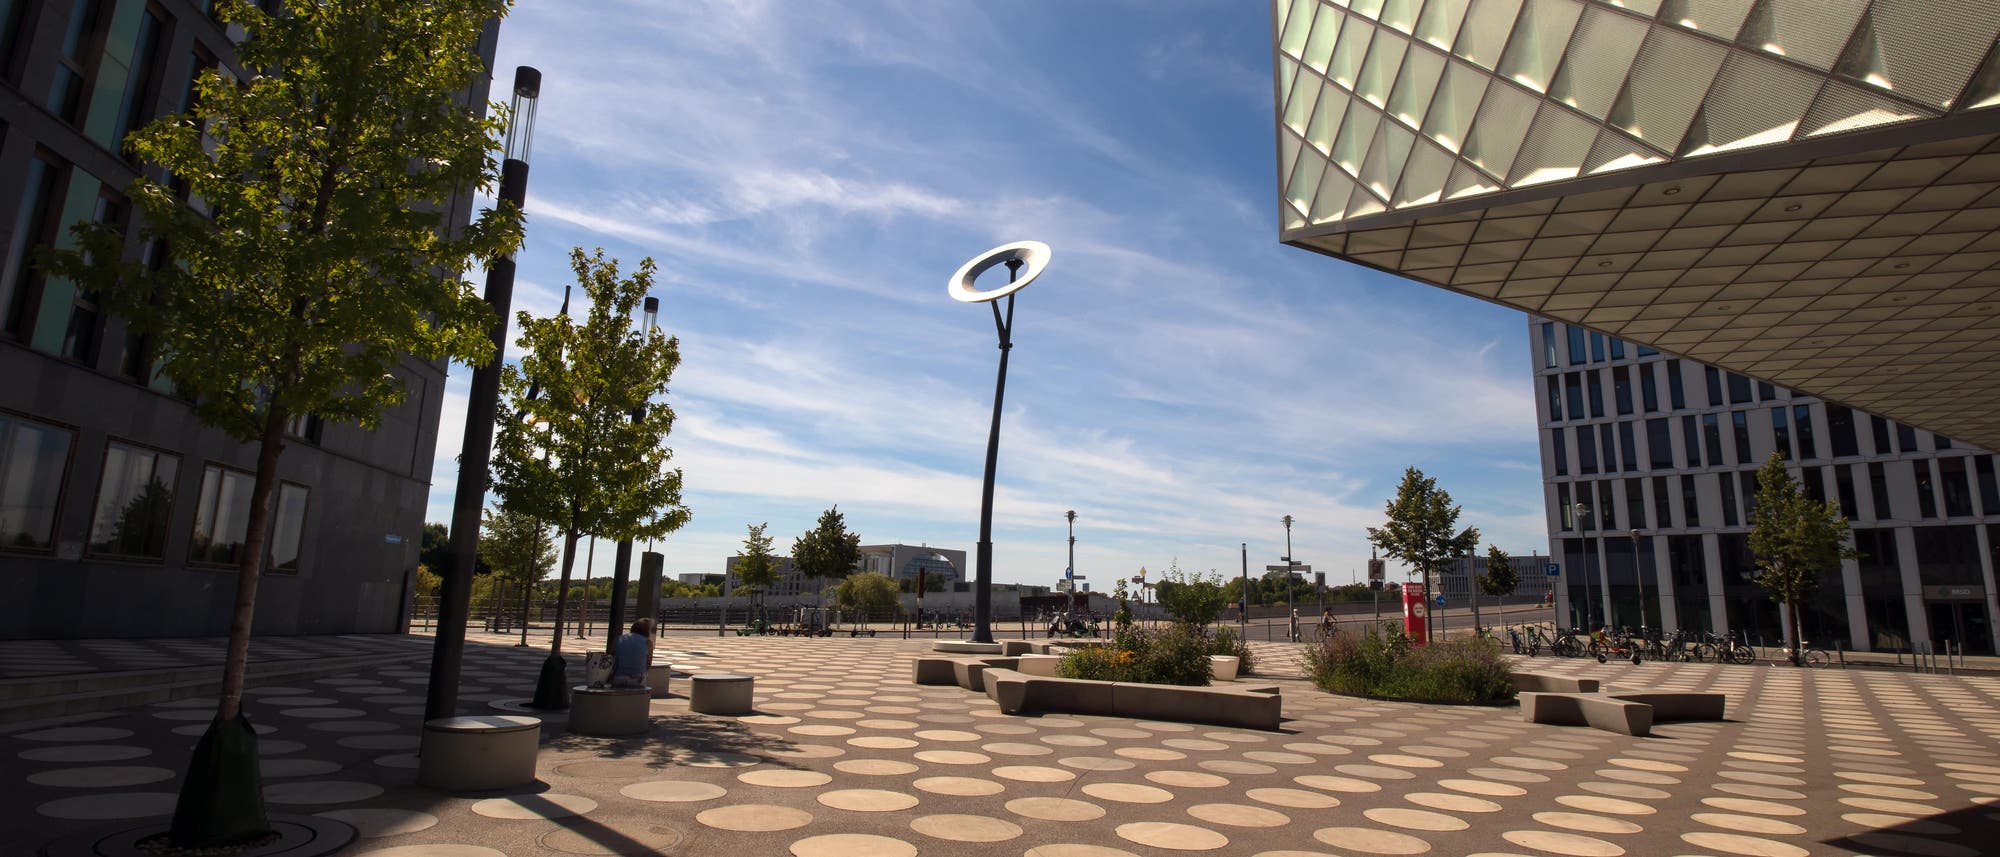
top-left (1521, 692), bottom-right (1654, 736)
top-left (1608, 691), bottom-right (1725, 722)
top-left (646, 665), bottom-right (674, 698)
top-left (690, 674), bottom-right (754, 715)
top-left (981, 668), bottom-right (1284, 730)
top-left (568, 686), bottom-right (651, 737)
top-left (419, 714), bottom-right (542, 791)
top-left (1511, 672), bottom-right (1601, 693)
top-left (933, 641), bottom-right (1004, 655)
top-left (1000, 640), bottom-right (1039, 656)
top-left (1015, 654), bottom-right (1061, 677)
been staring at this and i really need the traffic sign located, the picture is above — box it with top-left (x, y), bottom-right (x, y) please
top-left (1265, 564), bottom-right (1312, 573)
top-left (1434, 594), bottom-right (1446, 607)
top-left (1366, 559), bottom-right (1386, 582)
top-left (1545, 562), bottom-right (1560, 577)
top-left (1065, 567), bottom-right (1073, 579)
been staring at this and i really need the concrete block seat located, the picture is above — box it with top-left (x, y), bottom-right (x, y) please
top-left (1511, 672), bottom-right (1602, 693)
top-left (690, 674), bottom-right (754, 715)
top-left (419, 714), bottom-right (542, 791)
top-left (981, 667), bottom-right (1283, 731)
top-left (1521, 692), bottom-right (1654, 736)
top-left (1000, 640), bottom-right (1039, 656)
top-left (645, 665), bottom-right (674, 699)
top-left (1608, 691), bottom-right (1726, 722)
top-left (569, 686), bottom-right (652, 737)
top-left (1014, 654), bottom-right (1061, 677)
top-left (933, 641), bottom-right (1004, 655)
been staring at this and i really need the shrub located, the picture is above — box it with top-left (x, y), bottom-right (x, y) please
top-left (1055, 624), bottom-right (1212, 686)
top-left (1208, 625), bottom-right (1254, 675)
top-left (1058, 645), bottom-right (1133, 682)
top-left (1306, 626), bottom-right (1512, 704)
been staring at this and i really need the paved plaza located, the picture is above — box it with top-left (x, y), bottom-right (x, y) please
top-left (7, 634), bottom-right (2000, 856)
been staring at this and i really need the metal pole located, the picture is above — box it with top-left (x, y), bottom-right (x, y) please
top-left (605, 538), bottom-right (633, 652)
top-left (1240, 543), bottom-right (1249, 639)
top-left (579, 535), bottom-right (595, 638)
top-left (423, 67), bottom-right (538, 726)
top-left (971, 262), bottom-right (1021, 644)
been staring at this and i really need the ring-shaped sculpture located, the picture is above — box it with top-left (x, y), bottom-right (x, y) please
top-left (949, 241), bottom-right (1050, 303)
top-left (950, 240), bottom-right (1051, 644)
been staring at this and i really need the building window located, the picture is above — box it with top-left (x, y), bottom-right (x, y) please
top-left (109, 6), bottom-right (168, 154)
top-left (1896, 423), bottom-right (1918, 454)
top-left (1935, 435), bottom-right (1952, 451)
top-left (1587, 370), bottom-right (1604, 418)
top-left (267, 483), bottom-right (308, 572)
top-left (1720, 474), bottom-right (1740, 527)
top-left (1915, 463), bottom-right (1938, 520)
top-left (1757, 381), bottom-right (1776, 401)
top-left (1567, 325), bottom-right (1586, 364)
top-left (1871, 416), bottom-right (1891, 456)
top-left (1681, 475), bottom-right (1700, 527)
top-left (1552, 429), bottom-right (1568, 476)
top-left (285, 413), bottom-right (323, 445)
top-left (1913, 526), bottom-right (1982, 586)
top-left (1590, 332), bottom-right (1605, 363)
top-left (1598, 480), bottom-right (1616, 530)
top-left (1619, 422), bottom-right (1638, 473)
top-left (1600, 424), bottom-right (1617, 473)
top-left (1802, 467), bottom-right (1827, 506)
top-left (46, 0), bottom-right (106, 124)
top-left (1, 154), bottom-right (62, 341)
top-left (87, 440), bottom-right (177, 559)
top-left (1637, 344), bottom-right (1657, 357)
top-left (1612, 366), bottom-right (1632, 415)
top-left (63, 188), bottom-right (126, 364)
top-left (1726, 373), bottom-right (1752, 405)
top-left (0, 0), bottom-right (29, 77)
top-left (1836, 465), bottom-right (1859, 520)
top-left (1740, 471), bottom-right (1760, 519)
top-left (1640, 364), bottom-right (1658, 412)
top-left (1975, 455), bottom-right (1999, 514)
top-left (1683, 415), bottom-right (1701, 468)
top-left (1609, 338), bottom-right (1625, 360)
top-left (189, 464), bottom-right (253, 565)
top-left (1939, 457), bottom-right (1973, 518)
top-left (0, 413), bottom-right (74, 551)
top-left (1558, 482), bottom-right (1572, 530)
top-left (1565, 373), bottom-right (1584, 419)
top-left (1652, 476), bottom-right (1672, 528)
top-left (1732, 411), bottom-right (1752, 465)
top-left (1771, 407), bottom-right (1790, 460)
top-left (1703, 414), bottom-right (1723, 466)
top-left (1541, 323), bottom-right (1556, 369)
top-left (1705, 366), bottom-right (1723, 407)
top-left (1626, 477), bottom-right (1646, 530)
top-left (1827, 405), bottom-right (1857, 457)
top-left (1793, 405), bottom-right (1816, 459)
top-left (1546, 375), bottom-right (1563, 421)
top-left (1647, 418), bottom-right (1672, 469)
top-left (1667, 360), bottom-right (1685, 409)
top-left (1868, 462), bottom-right (1891, 520)
top-left (1578, 427), bottom-right (1598, 474)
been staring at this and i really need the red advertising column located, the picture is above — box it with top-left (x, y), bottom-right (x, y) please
top-left (1402, 582), bottom-right (1429, 644)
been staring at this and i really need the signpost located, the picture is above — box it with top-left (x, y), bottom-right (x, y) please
top-left (1546, 562), bottom-right (1560, 577)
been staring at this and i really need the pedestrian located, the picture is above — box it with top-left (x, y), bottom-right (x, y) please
top-left (1289, 608), bottom-right (1300, 642)
top-left (610, 617), bottom-right (655, 688)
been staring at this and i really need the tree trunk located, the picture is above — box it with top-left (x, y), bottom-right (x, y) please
top-left (518, 575), bottom-right (531, 646)
top-left (549, 528), bottom-right (579, 652)
top-left (217, 413), bottom-right (287, 721)
top-left (1788, 594), bottom-right (1804, 667)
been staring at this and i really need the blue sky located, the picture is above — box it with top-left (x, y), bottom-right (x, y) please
top-left (425, 0), bottom-right (1547, 588)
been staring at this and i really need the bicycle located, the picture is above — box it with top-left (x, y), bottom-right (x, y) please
top-left (1780, 642), bottom-right (1829, 667)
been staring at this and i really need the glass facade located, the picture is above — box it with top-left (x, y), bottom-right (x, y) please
top-left (87, 440), bottom-right (177, 559)
top-left (0, 413), bottom-right (73, 550)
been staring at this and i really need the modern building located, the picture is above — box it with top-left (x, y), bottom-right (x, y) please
top-left (1532, 320), bottom-right (1997, 653)
top-left (1439, 552), bottom-right (1557, 605)
top-left (0, 4), bottom-right (501, 639)
top-left (1269, 1), bottom-right (2000, 453)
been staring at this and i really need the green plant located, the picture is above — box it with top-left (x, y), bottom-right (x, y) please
top-left (793, 505), bottom-right (862, 607)
top-left (1748, 452), bottom-right (1856, 666)
top-left (1155, 561), bottom-right (1229, 629)
top-left (1057, 645), bottom-right (1133, 682)
top-left (1367, 468), bottom-right (1480, 636)
top-left (1208, 625), bottom-right (1254, 675)
top-left (1053, 625), bottom-right (1212, 687)
top-left (835, 572), bottom-right (900, 615)
top-left (1306, 626), bottom-right (1511, 704)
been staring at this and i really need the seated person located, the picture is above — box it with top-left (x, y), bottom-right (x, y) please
top-left (610, 618), bottom-right (655, 688)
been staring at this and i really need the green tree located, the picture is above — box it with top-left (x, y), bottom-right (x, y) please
top-left (479, 503), bottom-right (555, 644)
top-left (41, 1), bottom-right (522, 846)
top-left (420, 522), bottom-right (452, 572)
top-left (1476, 545), bottom-right (1517, 634)
top-left (836, 572), bottom-right (901, 616)
top-left (1749, 452), bottom-right (1855, 666)
top-left (1155, 561), bottom-right (1229, 629)
top-left (415, 565), bottom-right (443, 598)
top-left (492, 249), bottom-right (690, 695)
top-left (792, 505), bottom-right (861, 608)
top-left (734, 522), bottom-right (780, 615)
top-left (1367, 468), bottom-right (1480, 641)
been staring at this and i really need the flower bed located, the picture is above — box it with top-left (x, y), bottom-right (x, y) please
top-left (1305, 626), bottom-right (1515, 704)
top-left (1057, 624), bottom-right (1213, 686)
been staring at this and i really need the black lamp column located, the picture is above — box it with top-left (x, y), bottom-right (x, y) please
top-left (604, 296), bottom-right (658, 651)
top-left (971, 261), bottom-right (1020, 644)
top-left (423, 66), bottom-right (539, 726)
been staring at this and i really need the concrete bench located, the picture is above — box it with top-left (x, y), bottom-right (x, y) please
top-left (419, 714), bottom-right (542, 791)
top-left (914, 655), bottom-right (983, 686)
top-left (981, 668), bottom-right (1284, 730)
top-left (1511, 672), bottom-right (1601, 693)
top-left (646, 665), bottom-right (674, 698)
top-left (1015, 654), bottom-right (1061, 676)
top-left (1608, 691), bottom-right (1725, 722)
top-left (1521, 692), bottom-right (1653, 736)
top-left (933, 641), bottom-right (1004, 655)
top-left (953, 656), bottom-right (1025, 692)
top-left (1000, 640), bottom-right (1038, 656)
top-left (568, 686), bottom-right (651, 737)
top-left (690, 674), bottom-right (754, 715)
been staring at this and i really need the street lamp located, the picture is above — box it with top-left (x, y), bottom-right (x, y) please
top-left (602, 295), bottom-right (662, 656)
top-left (950, 241), bottom-right (1051, 645)
top-left (1573, 501), bottom-right (1596, 630)
top-left (1282, 515), bottom-right (1295, 640)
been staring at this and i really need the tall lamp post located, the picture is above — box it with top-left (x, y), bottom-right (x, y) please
top-left (423, 66), bottom-right (540, 725)
top-left (949, 241), bottom-right (1052, 645)
top-left (1282, 515), bottom-right (1296, 640)
top-left (1065, 510), bottom-right (1077, 616)
top-left (1573, 501), bottom-right (1596, 630)
top-left (603, 296), bottom-right (660, 653)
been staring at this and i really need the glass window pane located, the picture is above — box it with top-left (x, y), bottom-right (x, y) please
top-left (191, 465), bottom-right (254, 565)
top-left (1733, 411), bottom-right (1752, 464)
top-left (1793, 404), bottom-right (1816, 459)
top-left (1356, 30), bottom-right (1409, 108)
top-left (1611, 27), bottom-right (1728, 148)
top-left (1455, 0), bottom-right (1524, 70)
top-left (1553, 428), bottom-right (1569, 475)
top-left (1727, 373), bottom-right (1752, 405)
top-left (1329, 15), bottom-right (1378, 90)
top-left (1648, 418), bottom-right (1672, 469)
top-left (1667, 360), bottom-right (1685, 409)
top-left (268, 483), bottom-right (309, 571)
top-left (1421, 59), bottom-right (1490, 153)
top-left (0, 414), bottom-right (74, 550)
top-left (1896, 423), bottom-right (1918, 454)
top-left (1612, 366), bottom-right (1633, 415)
top-left (1683, 414), bottom-right (1701, 467)
top-left (1302, 3), bottom-right (1344, 73)
top-left (1415, 0), bottom-right (1473, 50)
top-left (1640, 364), bottom-right (1658, 412)
top-left (1771, 407), bottom-right (1791, 460)
top-left (1496, 0), bottom-right (1583, 94)
top-left (1587, 369), bottom-right (1604, 418)
top-left (88, 441), bottom-right (178, 559)
top-left (1546, 374), bottom-right (1564, 420)
top-left (1619, 421), bottom-right (1638, 472)
top-left (1550, 5), bottom-right (1647, 119)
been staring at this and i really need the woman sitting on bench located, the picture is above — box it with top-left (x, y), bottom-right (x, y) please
top-left (610, 618), bottom-right (655, 688)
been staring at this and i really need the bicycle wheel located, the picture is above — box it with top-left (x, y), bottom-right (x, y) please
top-left (1804, 648), bottom-right (1828, 668)
top-left (1729, 644), bottom-right (1754, 665)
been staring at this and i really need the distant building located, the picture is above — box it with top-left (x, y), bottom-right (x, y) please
top-left (676, 573), bottom-right (722, 587)
top-left (860, 544), bottom-right (965, 586)
top-left (1439, 554), bottom-right (1557, 605)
